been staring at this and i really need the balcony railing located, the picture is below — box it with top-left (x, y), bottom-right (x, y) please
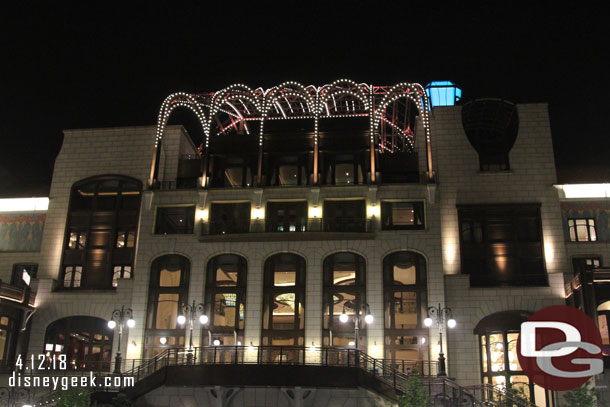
top-left (33, 346), bottom-right (537, 407)
top-left (203, 218), bottom-right (372, 236)
top-left (0, 281), bottom-right (35, 306)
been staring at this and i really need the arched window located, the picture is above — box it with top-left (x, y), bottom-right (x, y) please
top-left (144, 254), bottom-right (189, 358)
top-left (43, 316), bottom-right (113, 370)
top-left (323, 252), bottom-right (366, 347)
top-left (204, 254), bottom-right (247, 346)
top-left (61, 176), bottom-right (141, 289)
top-left (262, 253), bottom-right (306, 355)
top-left (383, 251), bottom-right (428, 369)
top-left (475, 311), bottom-right (551, 405)
top-left (0, 315), bottom-right (16, 366)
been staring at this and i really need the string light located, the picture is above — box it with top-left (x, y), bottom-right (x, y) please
top-left (153, 79), bottom-right (433, 180)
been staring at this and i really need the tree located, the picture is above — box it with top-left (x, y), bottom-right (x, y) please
top-left (398, 369), bottom-right (429, 407)
top-left (563, 381), bottom-right (597, 407)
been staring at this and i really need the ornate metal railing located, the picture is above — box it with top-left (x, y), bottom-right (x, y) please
top-left (33, 346), bottom-right (537, 407)
top-left (203, 217), bottom-right (372, 236)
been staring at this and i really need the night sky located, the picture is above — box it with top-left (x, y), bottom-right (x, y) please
top-left (1, 3), bottom-right (608, 195)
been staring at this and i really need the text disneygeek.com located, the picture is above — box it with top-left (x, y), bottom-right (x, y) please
top-left (9, 372), bottom-right (135, 391)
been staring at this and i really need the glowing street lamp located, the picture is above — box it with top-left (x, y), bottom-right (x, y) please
top-left (108, 305), bottom-right (135, 374)
top-left (424, 303), bottom-right (456, 377)
top-left (177, 300), bottom-right (208, 364)
top-left (340, 302), bottom-right (373, 351)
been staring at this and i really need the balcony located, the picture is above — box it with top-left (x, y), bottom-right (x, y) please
top-left (200, 218), bottom-right (373, 242)
top-left (0, 280), bottom-right (36, 307)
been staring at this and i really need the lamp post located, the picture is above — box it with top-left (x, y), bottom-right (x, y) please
top-left (177, 300), bottom-right (208, 364)
top-left (424, 303), bottom-right (456, 377)
top-left (340, 302), bottom-right (374, 351)
top-left (108, 305), bottom-right (135, 374)
top-left (0, 387), bottom-right (31, 407)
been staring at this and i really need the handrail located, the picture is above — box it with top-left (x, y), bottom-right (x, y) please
top-left (34, 346), bottom-right (507, 407)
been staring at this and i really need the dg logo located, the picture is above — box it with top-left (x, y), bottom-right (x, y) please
top-left (517, 305), bottom-right (603, 391)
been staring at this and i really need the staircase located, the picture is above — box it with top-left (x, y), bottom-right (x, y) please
top-left (33, 346), bottom-right (537, 407)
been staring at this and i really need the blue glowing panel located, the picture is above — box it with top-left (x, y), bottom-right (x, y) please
top-left (425, 81), bottom-right (461, 108)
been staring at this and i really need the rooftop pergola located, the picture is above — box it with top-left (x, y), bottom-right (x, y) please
top-left (151, 79), bottom-right (432, 186)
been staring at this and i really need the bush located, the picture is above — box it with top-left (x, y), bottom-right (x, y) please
top-left (563, 381), bottom-right (597, 407)
top-left (398, 369), bottom-right (429, 407)
top-left (55, 388), bottom-right (91, 407)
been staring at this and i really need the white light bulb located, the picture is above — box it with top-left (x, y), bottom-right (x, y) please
top-left (339, 313), bottom-right (349, 323)
top-left (364, 314), bottom-right (374, 324)
top-left (126, 319), bottom-right (136, 328)
top-left (424, 317), bottom-right (433, 327)
top-left (199, 314), bottom-right (209, 325)
top-left (159, 337), bottom-right (167, 345)
top-left (177, 315), bottom-right (186, 325)
top-left (447, 319), bottom-right (456, 329)
top-left (213, 339), bottom-right (221, 346)
top-left (107, 320), bottom-right (116, 329)
top-left (348, 341), bottom-right (355, 347)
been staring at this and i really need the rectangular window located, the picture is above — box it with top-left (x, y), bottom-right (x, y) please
top-left (458, 204), bottom-right (546, 287)
top-left (323, 200), bottom-right (366, 232)
top-left (68, 231), bottom-right (87, 249)
top-left (266, 201), bottom-right (308, 232)
top-left (381, 201), bottom-right (425, 230)
top-left (63, 266), bottom-right (83, 288)
top-left (112, 265), bottom-right (132, 287)
top-left (154, 206), bottom-right (195, 234)
top-left (568, 218), bottom-right (597, 242)
top-left (209, 202), bottom-right (251, 235)
top-left (116, 231), bottom-right (136, 248)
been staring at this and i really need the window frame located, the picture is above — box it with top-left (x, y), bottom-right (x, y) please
top-left (382, 251), bottom-right (428, 362)
top-left (568, 218), bottom-right (597, 242)
top-left (204, 254), bottom-right (247, 345)
top-left (154, 205), bottom-right (196, 235)
top-left (322, 252), bottom-right (366, 347)
top-left (457, 204), bottom-right (547, 287)
top-left (144, 255), bottom-right (190, 357)
top-left (262, 253), bottom-right (306, 348)
top-left (380, 201), bottom-right (425, 231)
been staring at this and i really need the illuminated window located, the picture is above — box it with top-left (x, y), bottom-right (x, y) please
top-left (11, 263), bottom-right (38, 288)
top-left (263, 254), bottom-right (305, 352)
top-left (568, 218), bottom-right (597, 242)
top-left (383, 252), bottom-right (427, 364)
top-left (381, 202), bottom-right (425, 230)
top-left (323, 252), bottom-right (366, 347)
top-left (475, 311), bottom-right (552, 405)
top-left (112, 265), bottom-right (132, 287)
top-left (63, 266), bottom-right (82, 288)
top-left (145, 255), bottom-right (189, 358)
top-left (204, 254), bottom-right (247, 345)
top-left (62, 177), bottom-right (141, 289)
top-left (0, 316), bottom-right (15, 365)
top-left (68, 231), bottom-right (87, 249)
top-left (43, 316), bottom-right (112, 371)
top-left (116, 231), bottom-right (136, 247)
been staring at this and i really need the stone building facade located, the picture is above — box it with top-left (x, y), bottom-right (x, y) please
top-left (0, 81), bottom-right (594, 407)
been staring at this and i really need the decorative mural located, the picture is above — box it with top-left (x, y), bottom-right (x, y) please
top-left (561, 202), bottom-right (610, 242)
top-left (0, 212), bottom-right (46, 251)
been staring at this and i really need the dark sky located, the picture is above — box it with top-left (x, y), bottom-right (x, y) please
top-left (1, 2), bottom-right (609, 194)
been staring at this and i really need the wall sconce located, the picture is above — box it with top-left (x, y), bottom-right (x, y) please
top-left (367, 204), bottom-right (379, 218)
top-left (252, 207), bottom-right (264, 220)
top-left (196, 208), bottom-right (209, 222)
top-left (309, 206), bottom-right (321, 218)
